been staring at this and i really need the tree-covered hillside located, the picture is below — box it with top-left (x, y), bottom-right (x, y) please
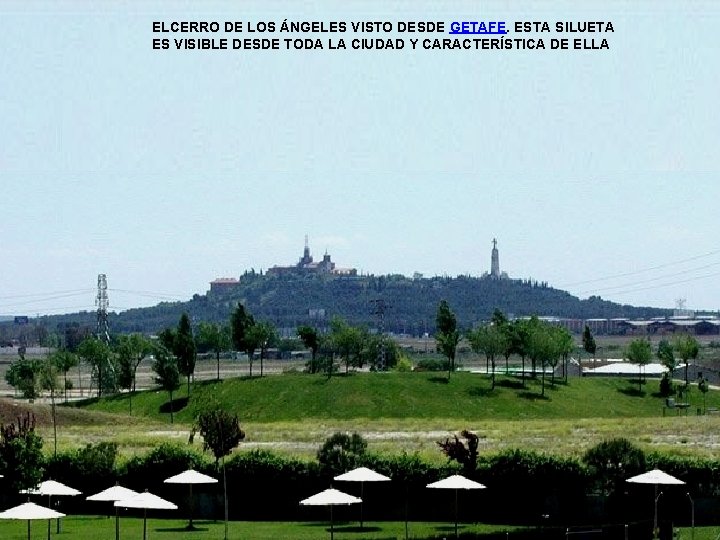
top-left (28, 273), bottom-right (670, 336)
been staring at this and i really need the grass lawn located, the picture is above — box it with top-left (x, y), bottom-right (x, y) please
top-left (43, 372), bottom-right (719, 459)
top-left (0, 517), bottom-right (715, 540)
top-left (77, 372), bottom-right (719, 424)
top-left (0, 516), bottom-right (523, 540)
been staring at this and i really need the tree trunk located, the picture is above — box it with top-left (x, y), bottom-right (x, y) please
top-left (491, 358), bottom-right (496, 390)
top-left (51, 390), bottom-right (57, 457)
top-left (216, 351), bottom-right (221, 381)
top-left (541, 368), bottom-right (546, 397)
top-left (169, 390), bottom-right (174, 424)
top-left (260, 352), bottom-right (264, 377)
top-left (521, 356), bottom-right (526, 386)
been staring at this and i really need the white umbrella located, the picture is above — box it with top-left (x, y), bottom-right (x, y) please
top-left (427, 475), bottom-right (486, 539)
top-left (627, 469), bottom-right (685, 539)
top-left (21, 479), bottom-right (81, 539)
top-left (22, 480), bottom-right (82, 496)
top-left (335, 467), bottom-right (390, 529)
top-left (0, 502), bottom-right (65, 540)
top-left (87, 485), bottom-right (139, 540)
top-left (164, 469), bottom-right (218, 529)
top-left (115, 491), bottom-right (178, 540)
top-left (300, 488), bottom-right (361, 540)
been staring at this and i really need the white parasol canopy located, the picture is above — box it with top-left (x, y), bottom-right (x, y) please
top-left (0, 502), bottom-right (65, 540)
top-left (427, 475), bottom-right (486, 539)
top-left (334, 467), bottom-right (390, 483)
top-left (164, 469), bottom-right (218, 485)
top-left (300, 488), bottom-right (361, 506)
top-left (115, 491), bottom-right (178, 511)
top-left (627, 469), bottom-right (685, 539)
top-left (87, 485), bottom-right (139, 502)
top-left (21, 480), bottom-right (81, 496)
top-left (300, 488), bottom-right (361, 540)
top-left (164, 469), bottom-right (218, 529)
top-left (427, 474), bottom-right (486, 490)
top-left (0, 502), bottom-right (65, 520)
top-left (626, 469), bottom-right (685, 486)
top-left (115, 491), bottom-right (178, 540)
top-left (334, 467), bottom-right (390, 529)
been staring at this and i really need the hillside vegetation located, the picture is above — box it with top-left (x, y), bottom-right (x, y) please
top-left (33, 273), bottom-right (670, 335)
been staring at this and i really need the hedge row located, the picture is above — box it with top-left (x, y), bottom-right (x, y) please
top-left (21, 441), bottom-right (720, 524)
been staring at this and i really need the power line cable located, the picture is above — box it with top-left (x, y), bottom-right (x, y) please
top-left (560, 248), bottom-right (720, 287)
top-left (579, 260), bottom-right (720, 295)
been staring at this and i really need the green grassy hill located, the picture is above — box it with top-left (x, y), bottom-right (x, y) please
top-left (77, 372), bottom-right (715, 424)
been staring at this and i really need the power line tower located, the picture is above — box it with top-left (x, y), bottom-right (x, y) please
top-left (95, 274), bottom-right (110, 344)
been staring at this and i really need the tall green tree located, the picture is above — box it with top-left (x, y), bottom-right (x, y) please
top-left (247, 321), bottom-right (278, 377)
top-left (40, 358), bottom-right (60, 456)
top-left (5, 357), bottom-right (43, 400)
top-left (490, 310), bottom-right (514, 374)
top-left (77, 337), bottom-right (116, 397)
top-left (627, 338), bottom-right (652, 393)
top-left (297, 325), bottom-right (320, 373)
top-left (195, 406), bottom-right (245, 540)
top-left (329, 318), bottom-right (366, 374)
top-left (527, 321), bottom-right (560, 396)
top-left (50, 349), bottom-right (78, 403)
top-left (582, 325), bottom-right (597, 367)
top-left (230, 303), bottom-right (254, 353)
top-left (555, 327), bottom-right (575, 383)
top-left (175, 313), bottom-right (196, 396)
top-left (230, 303), bottom-right (257, 377)
top-left (467, 324), bottom-right (507, 390)
top-left (197, 322), bottom-right (231, 382)
top-left (116, 334), bottom-right (155, 414)
top-left (657, 339), bottom-right (676, 371)
top-left (674, 334), bottom-right (699, 386)
top-left (0, 413), bottom-right (44, 492)
top-left (153, 345), bottom-right (180, 424)
top-left (435, 300), bottom-right (460, 381)
top-left (510, 318), bottom-right (532, 385)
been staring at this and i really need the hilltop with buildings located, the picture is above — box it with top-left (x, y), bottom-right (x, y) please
top-left (8, 238), bottom-right (698, 341)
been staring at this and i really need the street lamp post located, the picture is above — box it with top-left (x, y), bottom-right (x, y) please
top-left (686, 493), bottom-right (694, 540)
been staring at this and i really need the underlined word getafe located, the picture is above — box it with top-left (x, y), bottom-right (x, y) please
top-left (449, 21), bottom-right (507, 34)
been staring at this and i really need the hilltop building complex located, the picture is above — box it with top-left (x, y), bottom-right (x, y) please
top-left (266, 236), bottom-right (357, 277)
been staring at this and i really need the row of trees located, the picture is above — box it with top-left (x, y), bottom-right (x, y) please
top-left (435, 302), bottom-right (574, 396)
top-left (626, 334), bottom-right (701, 394)
top-left (297, 317), bottom-right (401, 377)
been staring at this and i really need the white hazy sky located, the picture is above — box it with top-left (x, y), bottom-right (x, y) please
top-left (1, 1), bottom-right (719, 316)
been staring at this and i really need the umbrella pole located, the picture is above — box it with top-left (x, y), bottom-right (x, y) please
top-left (653, 484), bottom-right (659, 540)
top-left (143, 508), bottom-right (147, 540)
top-left (330, 504), bottom-right (334, 540)
top-left (47, 494), bottom-right (51, 540)
top-left (455, 489), bottom-right (459, 539)
top-left (115, 504), bottom-right (120, 540)
top-left (189, 483), bottom-right (194, 530)
top-left (27, 519), bottom-right (31, 540)
top-left (360, 482), bottom-right (364, 530)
